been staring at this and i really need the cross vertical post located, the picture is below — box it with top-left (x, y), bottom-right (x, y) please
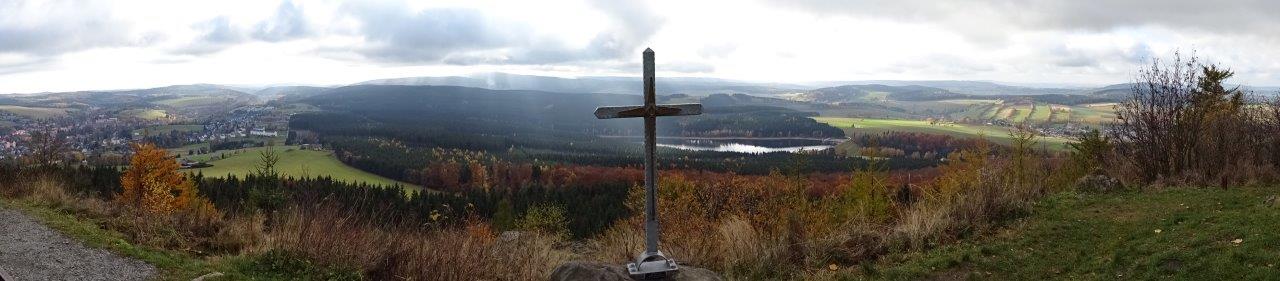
top-left (593, 48), bottom-right (702, 279)
top-left (642, 48), bottom-right (659, 257)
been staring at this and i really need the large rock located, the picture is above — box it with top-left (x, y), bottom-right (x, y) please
top-left (1076, 173), bottom-right (1123, 192)
top-left (549, 261), bottom-right (724, 281)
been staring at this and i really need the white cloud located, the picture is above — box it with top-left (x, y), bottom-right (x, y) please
top-left (1, 0), bottom-right (1280, 93)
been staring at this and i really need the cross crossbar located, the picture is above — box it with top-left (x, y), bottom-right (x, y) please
top-left (593, 103), bottom-right (702, 119)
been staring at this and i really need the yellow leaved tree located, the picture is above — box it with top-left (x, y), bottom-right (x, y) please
top-left (118, 142), bottom-right (202, 214)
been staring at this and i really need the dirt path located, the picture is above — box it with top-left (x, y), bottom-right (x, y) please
top-left (0, 208), bottom-right (156, 281)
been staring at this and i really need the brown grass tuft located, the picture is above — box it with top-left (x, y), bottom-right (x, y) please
top-left (268, 202), bottom-right (572, 280)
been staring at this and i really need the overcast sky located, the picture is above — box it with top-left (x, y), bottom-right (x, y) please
top-left (2, 0), bottom-right (1279, 93)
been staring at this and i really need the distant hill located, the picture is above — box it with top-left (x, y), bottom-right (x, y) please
top-left (254, 86), bottom-right (331, 101)
top-left (354, 72), bottom-right (808, 96)
top-left (782, 84), bottom-right (961, 103)
top-left (298, 84), bottom-right (841, 138)
top-left (807, 80), bottom-right (1086, 96)
top-left (0, 84), bottom-right (259, 119)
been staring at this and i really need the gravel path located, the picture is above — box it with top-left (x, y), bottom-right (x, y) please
top-left (0, 208), bottom-right (156, 281)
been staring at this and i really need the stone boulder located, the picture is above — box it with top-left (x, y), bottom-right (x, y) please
top-left (1076, 173), bottom-right (1122, 192)
top-left (549, 261), bottom-right (723, 281)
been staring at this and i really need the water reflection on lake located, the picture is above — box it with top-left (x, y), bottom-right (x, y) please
top-left (650, 138), bottom-right (836, 154)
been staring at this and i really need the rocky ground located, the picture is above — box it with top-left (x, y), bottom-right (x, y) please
top-left (0, 208), bottom-right (156, 281)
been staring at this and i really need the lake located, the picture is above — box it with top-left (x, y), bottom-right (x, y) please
top-left (648, 138), bottom-right (838, 154)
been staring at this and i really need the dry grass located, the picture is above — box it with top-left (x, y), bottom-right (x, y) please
top-left (267, 202), bottom-right (573, 280)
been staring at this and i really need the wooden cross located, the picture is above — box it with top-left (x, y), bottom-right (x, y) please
top-left (594, 48), bottom-right (700, 278)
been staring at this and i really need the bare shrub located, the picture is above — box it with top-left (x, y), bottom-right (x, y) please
top-left (268, 202), bottom-right (571, 280)
top-left (28, 174), bottom-right (74, 207)
top-left (1111, 52), bottom-right (1273, 187)
top-left (889, 203), bottom-right (952, 251)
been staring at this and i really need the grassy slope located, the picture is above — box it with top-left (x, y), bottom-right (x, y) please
top-left (0, 105), bottom-right (70, 119)
top-left (862, 187), bottom-right (1280, 280)
top-left (187, 146), bottom-right (419, 190)
top-left (121, 109), bottom-right (168, 120)
top-left (812, 117), bottom-right (1071, 150)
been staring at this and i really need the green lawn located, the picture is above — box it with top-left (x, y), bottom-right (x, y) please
top-left (860, 187), bottom-right (1280, 280)
top-left (813, 117), bottom-right (1071, 150)
top-left (187, 146), bottom-right (419, 190)
top-left (0, 105), bottom-right (70, 119)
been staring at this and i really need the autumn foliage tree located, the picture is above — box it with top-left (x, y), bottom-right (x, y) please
top-left (119, 142), bottom-right (203, 214)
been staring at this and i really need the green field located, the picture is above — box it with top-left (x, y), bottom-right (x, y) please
top-left (187, 146), bottom-right (419, 190)
top-left (120, 109), bottom-right (168, 120)
top-left (813, 117), bottom-right (1071, 150)
top-left (0, 105), bottom-right (70, 119)
top-left (939, 99), bottom-right (1118, 126)
top-left (862, 187), bottom-right (1280, 279)
top-left (135, 124), bottom-right (204, 136)
top-left (167, 142), bottom-right (212, 156)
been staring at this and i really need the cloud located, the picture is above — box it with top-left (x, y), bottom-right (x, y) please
top-left (580, 0), bottom-right (665, 60)
top-left (341, 0), bottom-right (665, 65)
top-left (0, 0), bottom-right (135, 55)
top-left (663, 61), bottom-right (715, 73)
top-left (341, 2), bottom-right (517, 63)
top-left (766, 0), bottom-right (1280, 43)
top-left (252, 1), bottom-right (312, 42)
top-left (177, 16), bottom-right (247, 55)
top-left (1037, 42), bottom-right (1157, 69)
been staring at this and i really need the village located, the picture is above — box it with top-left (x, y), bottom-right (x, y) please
top-left (0, 104), bottom-right (311, 168)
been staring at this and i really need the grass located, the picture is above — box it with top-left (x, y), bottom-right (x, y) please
top-left (813, 117), bottom-right (1071, 150)
top-left (1029, 103), bottom-right (1053, 123)
top-left (0, 196), bottom-right (361, 280)
top-left (187, 146), bottom-right (420, 190)
top-left (0, 105), bottom-right (70, 119)
top-left (0, 198), bottom-right (222, 280)
top-left (950, 102), bottom-right (1117, 125)
top-left (121, 109), bottom-right (169, 120)
top-left (168, 142), bottom-right (212, 156)
top-left (859, 187), bottom-right (1280, 280)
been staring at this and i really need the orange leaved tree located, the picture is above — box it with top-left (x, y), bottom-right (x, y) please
top-left (118, 142), bottom-right (200, 214)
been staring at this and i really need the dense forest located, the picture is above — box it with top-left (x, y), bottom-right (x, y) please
top-left (287, 85), bottom-right (924, 187)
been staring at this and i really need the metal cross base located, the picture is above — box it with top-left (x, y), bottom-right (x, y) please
top-left (627, 250), bottom-right (679, 280)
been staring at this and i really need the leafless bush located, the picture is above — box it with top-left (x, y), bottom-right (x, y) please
top-left (1111, 52), bottom-right (1272, 187)
top-left (268, 202), bottom-right (571, 280)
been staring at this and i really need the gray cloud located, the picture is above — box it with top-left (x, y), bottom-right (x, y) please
top-left (342, 2), bottom-right (516, 62)
top-left (343, 0), bottom-right (665, 65)
top-left (767, 0), bottom-right (1280, 43)
top-left (252, 1), bottom-right (312, 42)
top-left (177, 16), bottom-right (247, 55)
top-left (1039, 42), bottom-right (1156, 69)
top-left (0, 0), bottom-right (135, 55)
top-left (179, 1), bottom-right (312, 54)
top-left (579, 0), bottom-right (665, 60)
